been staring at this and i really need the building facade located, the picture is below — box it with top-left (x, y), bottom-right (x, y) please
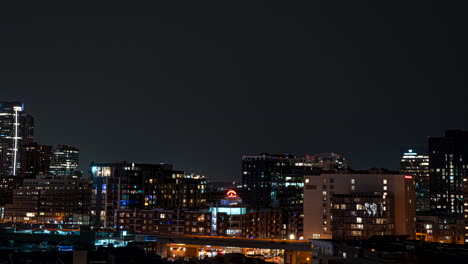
top-left (415, 213), bottom-right (464, 244)
top-left (115, 208), bottom-right (226, 236)
top-left (49, 145), bottom-right (80, 177)
top-left (3, 175), bottom-right (91, 225)
top-left (241, 153), bottom-right (320, 209)
top-left (303, 170), bottom-right (416, 240)
top-left (331, 193), bottom-right (394, 240)
top-left (400, 149), bottom-right (430, 212)
top-left (429, 130), bottom-right (468, 214)
top-left (19, 143), bottom-right (52, 178)
top-left (0, 102), bottom-right (34, 176)
top-left (90, 162), bottom-right (207, 230)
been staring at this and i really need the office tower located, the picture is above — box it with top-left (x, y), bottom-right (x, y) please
top-left (3, 175), bottom-right (91, 225)
top-left (89, 162), bottom-right (207, 230)
top-left (241, 153), bottom-right (320, 209)
top-left (400, 149), bottom-right (430, 212)
top-left (0, 101), bottom-right (34, 176)
top-left (429, 130), bottom-right (468, 214)
top-left (20, 143), bottom-right (52, 178)
top-left (303, 170), bottom-right (416, 240)
top-left (242, 154), bottom-right (322, 239)
top-left (49, 145), bottom-right (80, 177)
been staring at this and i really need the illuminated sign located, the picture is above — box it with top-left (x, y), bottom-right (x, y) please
top-left (404, 175), bottom-right (413, 179)
top-left (226, 190), bottom-right (237, 198)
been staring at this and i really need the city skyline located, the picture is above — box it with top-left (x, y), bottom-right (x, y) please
top-left (2, 1), bottom-right (467, 181)
top-left (1, 99), bottom-right (465, 181)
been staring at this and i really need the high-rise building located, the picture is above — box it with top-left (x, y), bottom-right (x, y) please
top-left (89, 162), bottom-right (207, 230)
top-left (0, 101), bottom-right (34, 176)
top-left (400, 149), bottom-right (430, 212)
top-left (20, 143), bottom-right (52, 178)
top-left (303, 170), bottom-right (416, 240)
top-left (49, 145), bottom-right (80, 177)
top-left (241, 153), bottom-right (320, 209)
top-left (429, 130), bottom-right (468, 214)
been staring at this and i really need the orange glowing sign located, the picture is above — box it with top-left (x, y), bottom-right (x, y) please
top-left (227, 190), bottom-right (237, 198)
top-left (404, 175), bottom-right (413, 179)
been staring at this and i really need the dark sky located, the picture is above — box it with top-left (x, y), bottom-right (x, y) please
top-left (1, 1), bottom-right (467, 181)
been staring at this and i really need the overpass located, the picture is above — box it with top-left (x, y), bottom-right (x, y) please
top-left (137, 234), bottom-right (312, 251)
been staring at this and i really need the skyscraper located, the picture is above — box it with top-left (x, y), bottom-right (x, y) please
top-left (20, 142), bottom-right (52, 178)
top-left (0, 101), bottom-right (34, 176)
top-left (429, 130), bottom-right (468, 214)
top-left (241, 153), bottom-right (320, 209)
top-left (400, 149), bottom-right (430, 212)
top-left (49, 145), bottom-right (80, 177)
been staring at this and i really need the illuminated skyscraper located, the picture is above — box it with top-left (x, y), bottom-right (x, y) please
top-left (429, 130), bottom-right (468, 214)
top-left (400, 149), bottom-right (430, 212)
top-left (49, 145), bottom-right (80, 177)
top-left (0, 101), bottom-right (34, 176)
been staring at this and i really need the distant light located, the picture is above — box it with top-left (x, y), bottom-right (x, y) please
top-left (404, 175), bottom-right (413, 179)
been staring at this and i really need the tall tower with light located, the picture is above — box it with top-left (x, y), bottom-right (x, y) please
top-left (0, 101), bottom-right (34, 176)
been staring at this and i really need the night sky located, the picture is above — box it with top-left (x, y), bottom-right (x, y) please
top-left (1, 1), bottom-right (467, 181)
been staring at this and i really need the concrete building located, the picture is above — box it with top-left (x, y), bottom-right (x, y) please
top-left (3, 175), bottom-right (91, 226)
top-left (415, 213), bottom-right (464, 244)
top-left (303, 170), bottom-right (415, 240)
top-left (331, 193), bottom-right (394, 240)
top-left (115, 208), bottom-right (226, 237)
